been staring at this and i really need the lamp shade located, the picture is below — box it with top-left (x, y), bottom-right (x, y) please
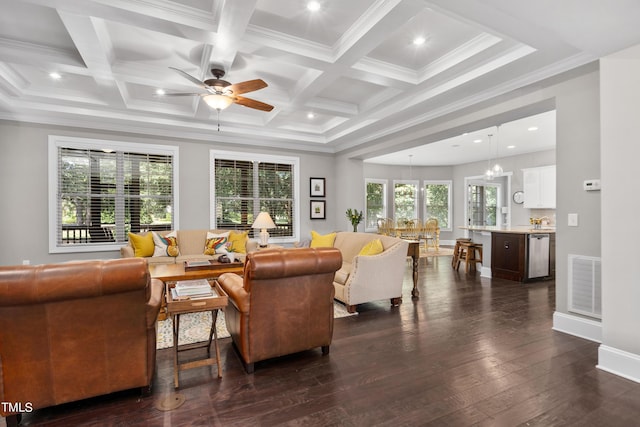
top-left (252, 212), bottom-right (276, 230)
top-left (203, 94), bottom-right (233, 110)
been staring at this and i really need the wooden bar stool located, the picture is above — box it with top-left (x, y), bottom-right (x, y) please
top-left (451, 238), bottom-right (472, 268)
top-left (455, 242), bottom-right (483, 273)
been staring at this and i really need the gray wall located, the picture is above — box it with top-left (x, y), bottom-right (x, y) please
top-left (601, 45), bottom-right (640, 357)
top-left (0, 121), bottom-right (337, 265)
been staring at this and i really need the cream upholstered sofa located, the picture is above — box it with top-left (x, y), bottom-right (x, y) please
top-left (120, 229), bottom-right (259, 265)
top-left (331, 232), bottom-right (408, 313)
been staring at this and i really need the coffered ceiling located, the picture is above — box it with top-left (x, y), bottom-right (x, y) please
top-left (2, 0), bottom-right (640, 162)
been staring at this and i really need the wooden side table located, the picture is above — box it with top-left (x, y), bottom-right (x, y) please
top-left (165, 280), bottom-right (228, 388)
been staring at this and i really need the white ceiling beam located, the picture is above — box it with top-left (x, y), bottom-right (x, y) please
top-left (22, 0), bottom-right (220, 44)
top-left (0, 37), bottom-right (84, 69)
top-left (207, 0), bottom-right (259, 73)
top-left (57, 11), bottom-right (126, 108)
top-left (263, 0), bottom-right (425, 126)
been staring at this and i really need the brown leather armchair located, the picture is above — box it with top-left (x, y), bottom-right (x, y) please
top-left (0, 258), bottom-right (163, 426)
top-left (217, 247), bottom-right (342, 373)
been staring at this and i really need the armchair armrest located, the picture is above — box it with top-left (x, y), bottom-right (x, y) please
top-left (146, 279), bottom-right (164, 328)
top-left (218, 273), bottom-right (250, 313)
top-left (345, 240), bottom-right (409, 305)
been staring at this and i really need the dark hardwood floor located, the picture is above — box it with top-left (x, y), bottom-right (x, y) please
top-left (13, 255), bottom-right (640, 426)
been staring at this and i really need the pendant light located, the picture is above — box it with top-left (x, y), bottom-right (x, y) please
top-left (492, 125), bottom-right (504, 177)
top-left (484, 133), bottom-right (495, 180)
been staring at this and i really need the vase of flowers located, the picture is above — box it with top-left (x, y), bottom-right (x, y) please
top-left (346, 208), bottom-right (363, 232)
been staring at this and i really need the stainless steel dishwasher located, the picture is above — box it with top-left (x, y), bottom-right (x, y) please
top-left (528, 233), bottom-right (550, 279)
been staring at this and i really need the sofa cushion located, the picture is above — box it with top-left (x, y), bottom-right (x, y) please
top-left (175, 229), bottom-right (207, 255)
top-left (228, 230), bottom-right (249, 253)
top-left (128, 232), bottom-right (154, 257)
top-left (310, 231), bottom-right (336, 248)
top-left (358, 238), bottom-right (383, 256)
top-left (334, 262), bottom-right (351, 285)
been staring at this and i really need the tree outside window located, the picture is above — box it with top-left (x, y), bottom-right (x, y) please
top-left (394, 181), bottom-right (418, 224)
top-left (365, 179), bottom-right (386, 231)
top-left (424, 181), bottom-right (451, 229)
top-left (50, 136), bottom-right (177, 253)
top-left (468, 184), bottom-right (498, 226)
top-left (211, 152), bottom-right (299, 242)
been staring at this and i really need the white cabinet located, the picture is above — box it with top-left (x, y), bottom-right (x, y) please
top-left (522, 165), bottom-right (556, 208)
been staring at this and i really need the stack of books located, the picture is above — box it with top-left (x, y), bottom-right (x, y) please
top-left (172, 279), bottom-right (213, 299)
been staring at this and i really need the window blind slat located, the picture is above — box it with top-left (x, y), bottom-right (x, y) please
top-left (56, 145), bottom-right (175, 246)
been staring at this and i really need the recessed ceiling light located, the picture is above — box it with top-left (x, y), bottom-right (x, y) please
top-left (307, 1), bottom-right (320, 11)
top-left (473, 139), bottom-right (482, 143)
top-left (155, 89), bottom-right (166, 96)
top-left (507, 145), bottom-right (516, 149)
top-left (307, 112), bottom-right (315, 119)
top-left (462, 132), bottom-right (469, 136)
top-left (49, 72), bottom-right (62, 80)
top-left (528, 126), bottom-right (539, 131)
top-left (413, 36), bottom-right (426, 46)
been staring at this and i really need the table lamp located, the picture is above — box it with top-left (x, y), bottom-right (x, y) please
top-left (252, 211), bottom-right (276, 247)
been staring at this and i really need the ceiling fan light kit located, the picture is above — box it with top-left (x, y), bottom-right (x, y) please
top-left (204, 94), bottom-right (233, 110)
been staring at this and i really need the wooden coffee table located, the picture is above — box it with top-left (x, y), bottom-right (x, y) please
top-left (149, 261), bottom-right (244, 320)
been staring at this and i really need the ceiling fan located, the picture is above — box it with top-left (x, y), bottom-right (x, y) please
top-left (165, 67), bottom-right (274, 112)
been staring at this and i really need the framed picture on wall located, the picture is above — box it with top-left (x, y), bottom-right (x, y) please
top-left (310, 200), bottom-right (326, 219)
top-left (310, 177), bottom-right (325, 197)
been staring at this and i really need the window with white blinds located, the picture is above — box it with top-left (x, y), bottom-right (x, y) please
top-left (210, 151), bottom-right (299, 242)
top-left (48, 136), bottom-right (178, 253)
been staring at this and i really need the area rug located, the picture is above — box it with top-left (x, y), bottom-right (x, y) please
top-left (157, 302), bottom-right (357, 350)
top-left (420, 246), bottom-right (454, 258)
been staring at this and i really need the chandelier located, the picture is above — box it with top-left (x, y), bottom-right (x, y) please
top-left (484, 126), bottom-right (503, 180)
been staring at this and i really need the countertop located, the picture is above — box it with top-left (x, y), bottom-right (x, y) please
top-left (460, 226), bottom-right (556, 234)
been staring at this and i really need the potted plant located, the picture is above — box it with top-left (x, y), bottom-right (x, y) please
top-left (346, 208), bottom-right (363, 232)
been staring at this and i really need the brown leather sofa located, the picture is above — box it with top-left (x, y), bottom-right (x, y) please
top-left (0, 258), bottom-right (163, 426)
top-left (218, 247), bottom-right (342, 373)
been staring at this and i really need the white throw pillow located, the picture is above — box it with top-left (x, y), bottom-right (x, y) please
top-left (204, 231), bottom-right (231, 255)
top-left (152, 231), bottom-right (178, 257)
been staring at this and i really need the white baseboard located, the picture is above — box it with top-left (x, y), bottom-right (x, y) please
top-left (552, 311), bottom-right (602, 342)
top-left (480, 266), bottom-right (491, 278)
top-left (597, 345), bottom-right (640, 384)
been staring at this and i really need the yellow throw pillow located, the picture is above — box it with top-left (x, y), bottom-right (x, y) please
top-left (310, 231), bottom-right (336, 248)
top-left (228, 230), bottom-right (249, 254)
top-left (128, 232), bottom-right (154, 257)
top-left (358, 239), bottom-right (384, 256)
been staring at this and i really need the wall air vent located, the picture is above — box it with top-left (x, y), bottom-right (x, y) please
top-left (568, 254), bottom-right (601, 319)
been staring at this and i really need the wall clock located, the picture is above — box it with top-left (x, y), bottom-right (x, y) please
top-left (513, 191), bottom-right (524, 204)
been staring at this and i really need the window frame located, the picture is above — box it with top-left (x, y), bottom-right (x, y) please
top-left (392, 179), bottom-right (419, 224)
top-left (209, 150), bottom-right (300, 244)
top-left (422, 180), bottom-right (452, 231)
top-left (364, 178), bottom-right (387, 232)
top-left (48, 135), bottom-right (179, 254)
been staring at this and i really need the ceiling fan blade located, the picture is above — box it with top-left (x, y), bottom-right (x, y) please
top-left (169, 67), bottom-right (207, 89)
top-left (227, 79), bottom-right (268, 95)
top-left (234, 96), bottom-right (274, 112)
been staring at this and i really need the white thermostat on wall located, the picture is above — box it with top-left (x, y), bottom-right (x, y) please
top-left (583, 179), bottom-right (601, 191)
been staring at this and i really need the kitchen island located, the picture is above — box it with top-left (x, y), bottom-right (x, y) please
top-left (460, 226), bottom-right (556, 282)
